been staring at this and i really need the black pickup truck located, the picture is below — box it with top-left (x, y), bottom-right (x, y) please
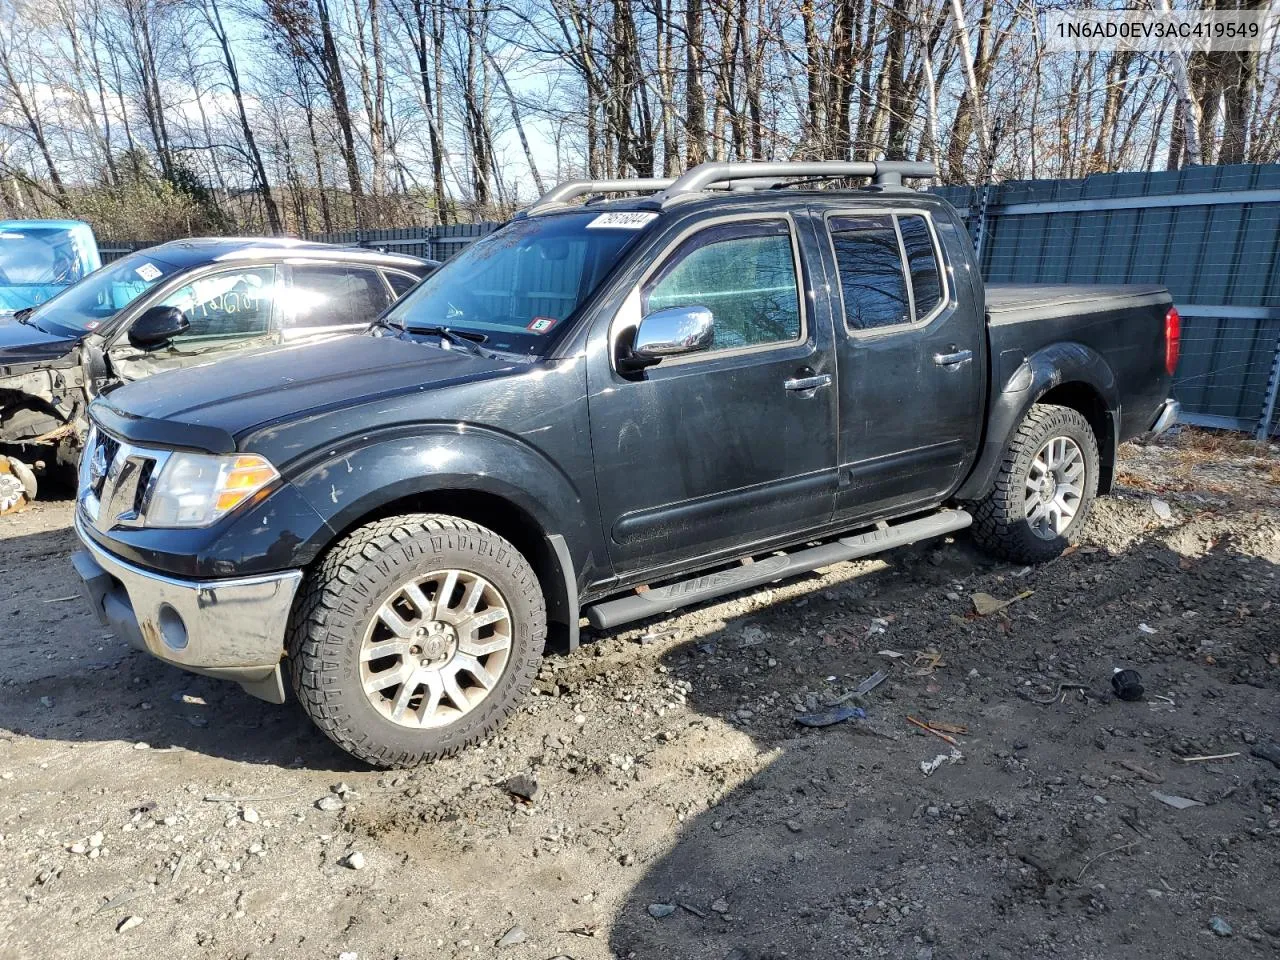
top-left (71, 161), bottom-right (1180, 767)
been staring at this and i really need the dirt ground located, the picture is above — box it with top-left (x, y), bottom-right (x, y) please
top-left (1, 429), bottom-right (1278, 960)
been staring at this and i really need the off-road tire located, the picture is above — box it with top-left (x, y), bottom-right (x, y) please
top-left (968, 403), bottom-right (1099, 564)
top-left (287, 513), bottom-right (546, 767)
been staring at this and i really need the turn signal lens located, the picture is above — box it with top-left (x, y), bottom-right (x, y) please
top-left (215, 456), bottom-right (280, 512)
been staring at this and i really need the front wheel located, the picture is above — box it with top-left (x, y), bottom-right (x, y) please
top-left (288, 514), bottom-right (546, 767)
top-left (969, 403), bottom-right (1099, 563)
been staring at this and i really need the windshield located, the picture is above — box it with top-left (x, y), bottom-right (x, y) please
top-left (383, 210), bottom-right (655, 354)
top-left (27, 250), bottom-right (182, 335)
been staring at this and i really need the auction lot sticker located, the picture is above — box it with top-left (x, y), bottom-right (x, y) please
top-left (527, 317), bottom-right (558, 333)
top-left (135, 262), bottom-right (163, 282)
top-left (587, 212), bottom-right (659, 230)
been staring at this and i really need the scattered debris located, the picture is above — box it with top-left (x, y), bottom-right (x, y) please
top-left (1179, 752), bottom-right (1240, 763)
top-left (40, 595), bottom-right (78, 603)
top-left (1116, 759), bottom-right (1164, 783)
top-left (647, 903), bottom-right (677, 919)
top-left (1208, 917), bottom-right (1233, 937)
top-left (495, 925), bottom-right (527, 947)
top-left (1150, 791), bottom-right (1204, 810)
top-left (1151, 498), bottom-right (1172, 520)
top-left (911, 650), bottom-right (947, 675)
top-left (1076, 840), bottom-right (1140, 881)
top-left (241, 807), bottom-right (260, 824)
top-left (877, 649), bottom-right (905, 659)
top-left (1026, 682), bottom-right (1089, 705)
top-left (795, 704), bottom-right (865, 728)
top-left (1110, 668), bottom-right (1145, 701)
top-left (316, 795), bottom-right (345, 812)
top-left (677, 901), bottom-right (707, 918)
top-left (116, 916), bottom-right (144, 933)
top-left (1137, 623), bottom-right (1157, 634)
top-left (906, 716), bottom-right (961, 747)
top-left (504, 774), bottom-right (542, 803)
top-left (921, 720), bottom-right (968, 735)
top-left (970, 590), bottom-right (1033, 616)
top-left (854, 669), bottom-right (889, 695)
top-left (1251, 742), bottom-right (1280, 770)
top-left (920, 749), bottom-right (964, 777)
top-left (340, 851), bottom-right (366, 870)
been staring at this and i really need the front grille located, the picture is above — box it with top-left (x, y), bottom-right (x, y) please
top-left (80, 425), bottom-right (168, 531)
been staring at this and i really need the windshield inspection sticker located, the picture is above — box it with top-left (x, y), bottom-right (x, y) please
top-left (134, 262), bottom-right (163, 282)
top-left (586, 211), bottom-right (658, 230)
top-left (527, 317), bottom-right (558, 334)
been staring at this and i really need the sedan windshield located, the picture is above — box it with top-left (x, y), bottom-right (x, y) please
top-left (28, 250), bottom-right (182, 336)
top-left (383, 210), bottom-right (655, 354)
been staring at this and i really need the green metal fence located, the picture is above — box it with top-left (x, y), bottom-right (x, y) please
top-left (936, 163), bottom-right (1280, 439)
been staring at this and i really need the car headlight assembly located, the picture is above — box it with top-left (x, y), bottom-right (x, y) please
top-left (145, 452), bottom-right (279, 528)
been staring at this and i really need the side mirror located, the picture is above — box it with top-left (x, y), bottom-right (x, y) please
top-left (128, 305), bottom-right (190, 349)
top-left (623, 305), bottom-right (714, 372)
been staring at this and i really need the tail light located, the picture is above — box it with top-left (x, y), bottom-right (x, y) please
top-left (1164, 306), bottom-right (1180, 376)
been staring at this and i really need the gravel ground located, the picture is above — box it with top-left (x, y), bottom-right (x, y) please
top-left (1, 430), bottom-right (1278, 960)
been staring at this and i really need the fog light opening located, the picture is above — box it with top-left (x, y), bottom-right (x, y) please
top-left (157, 604), bottom-right (189, 651)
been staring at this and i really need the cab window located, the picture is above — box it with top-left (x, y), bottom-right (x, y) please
top-left (642, 219), bottom-right (802, 353)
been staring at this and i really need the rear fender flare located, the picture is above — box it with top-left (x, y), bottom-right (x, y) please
top-left (956, 342), bottom-right (1119, 502)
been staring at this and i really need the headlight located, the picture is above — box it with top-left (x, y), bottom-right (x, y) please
top-left (145, 452), bottom-right (279, 528)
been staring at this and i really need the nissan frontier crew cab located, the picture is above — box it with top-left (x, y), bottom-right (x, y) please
top-left (71, 161), bottom-right (1181, 767)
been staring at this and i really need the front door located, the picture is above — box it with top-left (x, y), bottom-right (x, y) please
top-left (587, 214), bottom-right (839, 579)
top-left (108, 264), bottom-right (281, 383)
top-left (817, 207), bottom-right (983, 521)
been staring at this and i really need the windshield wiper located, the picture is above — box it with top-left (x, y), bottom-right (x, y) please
top-left (403, 324), bottom-right (489, 356)
top-left (13, 307), bottom-right (35, 325)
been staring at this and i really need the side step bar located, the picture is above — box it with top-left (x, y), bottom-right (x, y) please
top-left (584, 508), bottom-right (972, 630)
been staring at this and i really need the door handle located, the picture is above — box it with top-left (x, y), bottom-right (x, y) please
top-left (934, 349), bottom-right (973, 367)
top-left (783, 373), bottom-right (832, 392)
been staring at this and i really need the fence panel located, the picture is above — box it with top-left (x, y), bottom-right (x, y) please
top-left (943, 163), bottom-right (1280, 437)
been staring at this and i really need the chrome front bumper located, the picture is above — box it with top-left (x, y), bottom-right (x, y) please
top-left (71, 516), bottom-right (303, 703)
top-left (1149, 398), bottom-right (1181, 436)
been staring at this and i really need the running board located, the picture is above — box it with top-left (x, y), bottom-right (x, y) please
top-left (584, 509), bottom-right (972, 630)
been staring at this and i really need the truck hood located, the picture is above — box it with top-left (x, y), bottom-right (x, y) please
top-left (93, 332), bottom-right (521, 453)
top-left (0, 317), bottom-right (79, 367)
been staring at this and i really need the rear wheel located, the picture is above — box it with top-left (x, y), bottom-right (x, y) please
top-left (288, 514), bottom-right (546, 767)
top-left (969, 403), bottom-right (1099, 563)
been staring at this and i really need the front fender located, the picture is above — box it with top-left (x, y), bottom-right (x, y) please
top-left (288, 424), bottom-right (594, 564)
top-left (955, 342), bottom-right (1119, 502)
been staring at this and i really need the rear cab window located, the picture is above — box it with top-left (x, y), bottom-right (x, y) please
top-left (826, 210), bottom-right (947, 332)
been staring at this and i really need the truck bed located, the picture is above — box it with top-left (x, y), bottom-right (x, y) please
top-left (986, 283), bottom-right (1169, 325)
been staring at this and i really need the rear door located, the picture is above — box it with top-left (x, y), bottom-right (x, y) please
top-left (107, 263), bottom-right (281, 383)
top-left (280, 262), bottom-right (394, 340)
top-left (818, 206), bottom-right (983, 521)
top-left (586, 212), bottom-right (839, 578)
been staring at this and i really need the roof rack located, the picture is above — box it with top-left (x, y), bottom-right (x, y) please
top-left (524, 160), bottom-right (937, 215)
top-left (661, 160), bottom-right (937, 197)
top-left (526, 178), bottom-right (675, 214)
